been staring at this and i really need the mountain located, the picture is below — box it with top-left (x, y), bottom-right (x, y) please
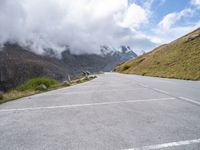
top-left (0, 43), bottom-right (67, 91)
top-left (99, 45), bottom-right (137, 71)
top-left (0, 43), bottom-right (137, 91)
top-left (115, 27), bottom-right (200, 80)
top-left (58, 45), bottom-right (137, 75)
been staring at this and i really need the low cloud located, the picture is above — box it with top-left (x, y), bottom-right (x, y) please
top-left (1, 0), bottom-right (199, 56)
top-left (0, 0), bottom-right (155, 55)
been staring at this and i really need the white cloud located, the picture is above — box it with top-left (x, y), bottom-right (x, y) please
top-left (158, 9), bottom-right (194, 30)
top-left (116, 3), bottom-right (149, 29)
top-left (0, 0), bottom-right (155, 55)
top-left (191, 0), bottom-right (200, 8)
top-left (2, 0), bottom-right (198, 56)
top-left (150, 8), bottom-right (199, 45)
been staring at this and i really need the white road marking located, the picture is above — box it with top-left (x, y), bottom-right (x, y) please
top-left (38, 88), bottom-right (145, 96)
top-left (132, 80), bottom-right (169, 95)
top-left (153, 88), bottom-right (169, 95)
top-left (139, 84), bottom-right (149, 88)
top-left (179, 97), bottom-right (200, 106)
top-left (125, 138), bottom-right (200, 150)
top-left (0, 97), bottom-right (175, 112)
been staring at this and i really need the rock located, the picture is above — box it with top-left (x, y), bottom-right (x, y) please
top-left (36, 84), bottom-right (48, 91)
top-left (86, 71), bottom-right (90, 75)
top-left (63, 81), bottom-right (71, 87)
top-left (185, 34), bottom-right (200, 42)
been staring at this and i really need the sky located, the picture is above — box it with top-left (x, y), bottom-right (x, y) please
top-left (0, 0), bottom-right (200, 55)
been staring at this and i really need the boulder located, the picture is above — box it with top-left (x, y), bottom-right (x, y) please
top-left (36, 84), bottom-right (48, 91)
top-left (63, 81), bottom-right (71, 87)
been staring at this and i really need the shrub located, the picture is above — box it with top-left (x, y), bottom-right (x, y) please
top-left (122, 65), bottom-right (130, 71)
top-left (18, 77), bottom-right (59, 91)
top-left (141, 72), bottom-right (147, 76)
top-left (0, 93), bottom-right (3, 100)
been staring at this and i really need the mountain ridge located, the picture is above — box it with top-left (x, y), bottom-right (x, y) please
top-left (0, 43), bottom-right (137, 91)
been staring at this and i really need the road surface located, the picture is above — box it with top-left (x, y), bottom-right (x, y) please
top-left (0, 73), bottom-right (200, 150)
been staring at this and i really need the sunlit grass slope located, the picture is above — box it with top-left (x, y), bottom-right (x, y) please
top-left (115, 28), bottom-right (200, 80)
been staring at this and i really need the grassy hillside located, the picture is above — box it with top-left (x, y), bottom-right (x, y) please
top-left (115, 28), bottom-right (200, 80)
top-left (0, 75), bottom-right (97, 104)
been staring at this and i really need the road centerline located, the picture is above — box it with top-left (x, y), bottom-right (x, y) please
top-left (127, 78), bottom-right (200, 107)
top-left (153, 88), bottom-right (169, 95)
top-left (124, 138), bottom-right (200, 150)
top-left (38, 88), bottom-right (145, 96)
top-left (179, 97), bottom-right (200, 106)
top-left (0, 97), bottom-right (175, 112)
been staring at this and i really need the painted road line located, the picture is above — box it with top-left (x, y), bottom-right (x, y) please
top-left (37, 88), bottom-right (145, 96)
top-left (130, 79), bottom-right (169, 95)
top-left (179, 97), bottom-right (200, 106)
top-left (0, 97), bottom-right (175, 112)
top-left (139, 84), bottom-right (149, 88)
top-left (125, 138), bottom-right (200, 150)
top-left (153, 88), bottom-right (169, 95)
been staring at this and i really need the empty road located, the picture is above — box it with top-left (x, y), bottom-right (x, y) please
top-left (0, 73), bottom-right (200, 150)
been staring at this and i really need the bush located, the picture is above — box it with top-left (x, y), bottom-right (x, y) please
top-left (122, 65), bottom-right (130, 71)
top-left (0, 93), bottom-right (3, 100)
top-left (18, 77), bottom-right (59, 91)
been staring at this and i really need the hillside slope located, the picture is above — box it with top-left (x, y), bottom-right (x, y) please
top-left (115, 28), bottom-right (200, 80)
top-left (0, 43), bottom-right (68, 91)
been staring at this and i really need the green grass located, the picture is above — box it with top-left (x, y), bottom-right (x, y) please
top-left (18, 77), bottom-right (59, 91)
top-left (0, 75), bottom-right (97, 104)
top-left (115, 28), bottom-right (200, 80)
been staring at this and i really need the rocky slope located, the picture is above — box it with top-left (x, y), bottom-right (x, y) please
top-left (115, 27), bottom-right (200, 80)
top-left (0, 43), bottom-right (67, 91)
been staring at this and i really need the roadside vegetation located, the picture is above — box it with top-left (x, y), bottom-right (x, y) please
top-left (115, 28), bottom-right (200, 80)
top-left (0, 75), bottom-right (97, 104)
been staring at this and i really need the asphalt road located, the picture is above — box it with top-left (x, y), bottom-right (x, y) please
top-left (0, 73), bottom-right (200, 150)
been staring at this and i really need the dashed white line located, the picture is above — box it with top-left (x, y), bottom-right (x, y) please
top-left (139, 84), bottom-right (149, 88)
top-left (134, 81), bottom-right (169, 95)
top-left (179, 97), bottom-right (200, 106)
top-left (0, 97), bottom-right (175, 112)
top-left (153, 88), bottom-right (169, 95)
top-left (124, 138), bottom-right (200, 150)
top-left (38, 88), bottom-right (145, 96)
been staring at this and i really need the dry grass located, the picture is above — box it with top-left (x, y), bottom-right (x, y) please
top-left (115, 28), bottom-right (200, 80)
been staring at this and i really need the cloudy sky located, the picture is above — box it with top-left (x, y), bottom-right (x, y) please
top-left (0, 0), bottom-right (200, 55)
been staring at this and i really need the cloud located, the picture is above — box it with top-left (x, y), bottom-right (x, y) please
top-left (116, 3), bottom-right (149, 29)
top-left (1, 0), bottom-right (198, 56)
top-left (0, 0), bottom-right (155, 55)
top-left (144, 6), bottom-right (200, 47)
top-left (158, 9), bottom-right (194, 30)
top-left (191, 0), bottom-right (200, 8)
